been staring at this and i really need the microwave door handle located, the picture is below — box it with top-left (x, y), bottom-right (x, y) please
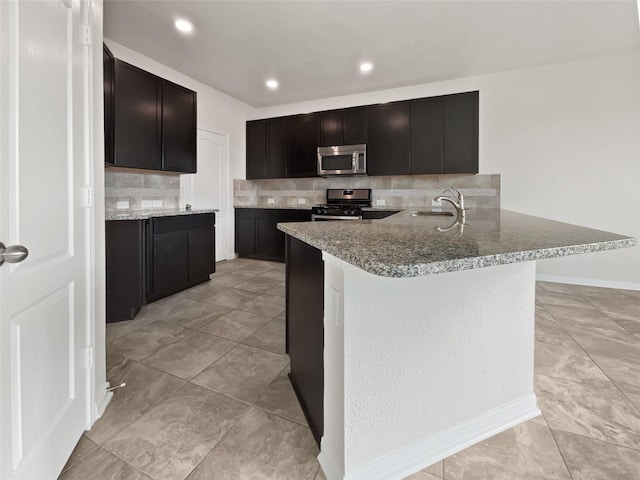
top-left (352, 152), bottom-right (358, 170)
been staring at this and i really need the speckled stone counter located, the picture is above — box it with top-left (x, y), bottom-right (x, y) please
top-left (105, 208), bottom-right (218, 221)
top-left (278, 208), bottom-right (635, 278)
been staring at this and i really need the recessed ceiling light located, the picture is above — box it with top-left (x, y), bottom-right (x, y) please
top-left (266, 79), bottom-right (279, 90)
top-left (174, 19), bottom-right (193, 33)
top-left (360, 62), bottom-right (374, 73)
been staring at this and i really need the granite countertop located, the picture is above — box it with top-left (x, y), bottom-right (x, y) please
top-left (277, 208), bottom-right (636, 278)
top-left (106, 208), bottom-right (218, 221)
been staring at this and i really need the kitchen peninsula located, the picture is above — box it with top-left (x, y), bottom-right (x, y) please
top-left (278, 209), bottom-right (635, 480)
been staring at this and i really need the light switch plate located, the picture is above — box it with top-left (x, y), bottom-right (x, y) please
top-left (376, 199), bottom-right (386, 206)
top-left (141, 200), bottom-right (153, 208)
top-left (116, 201), bottom-right (129, 209)
top-left (267, 198), bottom-right (275, 204)
top-left (298, 198), bottom-right (306, 204)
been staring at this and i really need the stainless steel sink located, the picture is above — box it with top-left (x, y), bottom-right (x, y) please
top-left (407, 210), bottom-right (454, 217)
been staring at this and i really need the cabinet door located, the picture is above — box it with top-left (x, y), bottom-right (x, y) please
top-left (246, 120), bottom-right (267, 179)
top-left (267, 117), bottom-right (287, 178)
top-left (443, 91), bottom-right (479, 174)
top-left (105, 220), bottom-right (143, 322)
top-left (103, 44), bottom-right (114, 166)
top-left (235, 212), bottom-right (256, 257)
top-left (113, 60), bottom-right (162, 170)
top-left (153, 230), bottom-right (189, 298)
top-left (320, 110), bottom-right (343, 147)
top-left (162, 80), bottom-right (197, 173)
top-left (189, 226), bottom-right (214, 282)
top-left (342, 106), bottom-right (367, 145)
top-left (286, 235), bottom-right (324, 444)
top-left (411, 96), bottom-right (443, 174)
top-left (366, 101), bottom-right (411, 175)
top-left (287, 113), bottom-right (320, 178)
top-left (256, 214), bottom-right (280, 260)
top-left (276, 209), bottom-right (312, 259)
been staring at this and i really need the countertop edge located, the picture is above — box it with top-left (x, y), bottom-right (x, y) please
top-left (106, 209), bottom-right (218, 221)
top-left (277, 214), bottom-right (637, 278)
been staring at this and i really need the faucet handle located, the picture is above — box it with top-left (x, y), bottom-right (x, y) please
top-left (448, 187), bottom-right (465, 209)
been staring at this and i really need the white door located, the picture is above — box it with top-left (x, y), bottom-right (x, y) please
top-left (0, 1), bottom-right (93, 479)
top-left (180, 130), bottom-right (230, 261)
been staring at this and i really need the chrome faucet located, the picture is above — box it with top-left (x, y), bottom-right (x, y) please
top-left (434, 187), bottom-right (466, 220)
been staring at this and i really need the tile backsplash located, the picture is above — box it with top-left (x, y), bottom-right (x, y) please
top-left (105, 168), bottom-right (180, 212)
top-left (234, 174), bottom-right (500, 209)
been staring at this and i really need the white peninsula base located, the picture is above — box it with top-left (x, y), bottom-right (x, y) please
top-left (318, 253), bottom-right (541, 480)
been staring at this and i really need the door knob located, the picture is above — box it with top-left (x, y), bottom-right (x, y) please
top-left (0, 242), bottom-right (29, 267)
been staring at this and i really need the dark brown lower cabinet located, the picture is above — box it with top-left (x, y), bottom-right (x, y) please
top-left (285, 235), bottom-right (324, 446)
top-left (234, 208), bottom-right (311, 262)
top-left (148, 213), bottom-right (215, 302)
top-left (106, 213), bottom-right (215, 322)
top-left (105, 220), bottom-right (144, 323)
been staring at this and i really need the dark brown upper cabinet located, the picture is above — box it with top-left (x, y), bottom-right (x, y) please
top-left (245, 91), bottom-right (478, 179)
top-left (108, 58), bottom-right (197, 173)
top-left (410, 96), bottom-right (444, 174)
top-left (246, 120), bottom-right (267, 179)
top-left (267, 117), bottom-right (288, 178)
top-left (366, 101), bottom-right (411, 176)
top-left (319, 106), bottom-right (367, 147)
top-left (443, 91), bottom-right (479, 174)
top-left (103, 43), bottom-right (115, 166)
top-left (246, 117), bottom-right (288, 179)
top-left (113, 59), bottom-right (162, 170)
top-left (411, 91), bottom-right (479, 175)
top-left (162, 80), bottom-right (197, 173)
top-left (287, 113), bottom-right (320, 178)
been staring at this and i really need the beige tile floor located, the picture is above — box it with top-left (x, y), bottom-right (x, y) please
top-left (59, 258), bottom-right (640, 480)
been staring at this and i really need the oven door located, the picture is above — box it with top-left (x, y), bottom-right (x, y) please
top-left (312, 214), bottom-right (363, 221)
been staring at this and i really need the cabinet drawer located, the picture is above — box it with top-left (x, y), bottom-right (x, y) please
top-left (152, 213), bottom-right (214, 234)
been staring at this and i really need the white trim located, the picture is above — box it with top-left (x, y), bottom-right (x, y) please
top-left (317, 440), bottom-right (343, 480)
top-left (94, 385), bottom-right (112, 420)
top-left (536, 273), bottom-right (640, 292)
top-left (342, 395), bottom-right (540, 480)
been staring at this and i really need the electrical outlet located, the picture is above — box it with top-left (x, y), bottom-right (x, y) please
top-left (141, 200), bottom-right (153, 208)
top-left (116, 201), bottom-right (129, 209)
top-left (376, 199), bottom-right (386, 206)
top-left (431, 199), bottom-right (442, 207)
top-left (152, 200), bottom-right (163, 208)
top-left (298, 198), bottom-right (306, 204)
top-left (267, 198), bottom-right (275, 204)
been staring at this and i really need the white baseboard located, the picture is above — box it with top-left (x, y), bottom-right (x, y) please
top-left (318, 441), bottom-right (343, 480)
top-left (536, 273), bottom-right (640, 291)
top-left (332, 395), bottom-right (539, 480)
top-left (94, 383), bottom-right (113, 421)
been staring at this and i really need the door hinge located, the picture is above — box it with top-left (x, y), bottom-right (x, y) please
top-left (80, 24), bottom-right (91, 47)
top-left (82, 346), bottom-right (94, 369)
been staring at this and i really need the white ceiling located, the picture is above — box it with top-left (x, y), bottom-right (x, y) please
top-left (104, 0), bottom-right (640, 108)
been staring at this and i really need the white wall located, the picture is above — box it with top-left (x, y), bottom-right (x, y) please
top-left (256, 53), bottom-right (640, 289)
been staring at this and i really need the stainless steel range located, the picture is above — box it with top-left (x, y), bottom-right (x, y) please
top-left (311, 188), bottom-right (371, 221)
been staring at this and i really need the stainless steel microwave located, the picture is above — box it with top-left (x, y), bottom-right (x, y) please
top-left (317, 144), bottom-right (367, 177)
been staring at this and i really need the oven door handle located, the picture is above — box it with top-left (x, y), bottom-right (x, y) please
top-left (312, 214), bottom-right (363, 221)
